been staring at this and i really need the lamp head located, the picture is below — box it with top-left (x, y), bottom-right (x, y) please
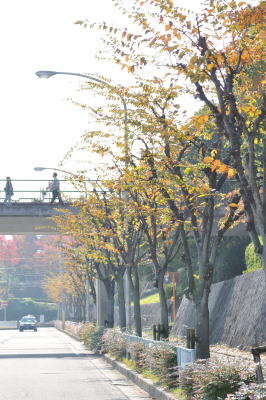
top-left (34, 167), bottom-right (46, 171)
top-left (35, 71), bottom-right (58, 79)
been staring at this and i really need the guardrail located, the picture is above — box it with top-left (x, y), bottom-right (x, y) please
top-left (55, 321), bottom-right (196, 369)
top-left (124, 333), bottom-right (195, 369)
top-left (0, 321), bottom-right (18, 329)
top-left (0, 179), bottom-right (238, 203)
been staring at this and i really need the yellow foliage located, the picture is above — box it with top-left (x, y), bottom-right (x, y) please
top-left (203, 156), bottom-right (213, 164)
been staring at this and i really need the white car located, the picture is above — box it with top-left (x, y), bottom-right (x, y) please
top-left (19, 315), bottom-right (38, 332)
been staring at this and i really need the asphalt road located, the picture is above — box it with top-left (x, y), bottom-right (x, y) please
top-left (0, 327), bottom-right (152, 400)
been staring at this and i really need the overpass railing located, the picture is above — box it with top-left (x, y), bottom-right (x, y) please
top-left (0, 179), bottom-right (96, 203)
top-left (0, 179), bottom-right (239, 204)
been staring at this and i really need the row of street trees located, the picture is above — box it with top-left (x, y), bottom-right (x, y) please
top-left (47, 0), bottom-right (265, 359)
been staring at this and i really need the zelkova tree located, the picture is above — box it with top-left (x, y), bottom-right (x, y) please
top-left (124, 176), bottom-right (182, 338)
top-left (51, 188), bottom-right (143, 332)
top-left (120, 80), bottom-right (242, 356)
top-left (91, 188), bottom-right (146, 336)
top-left (73, 188), bottom-right (146, 334)
top-left (76, 0), bottom-right (265, 357)
top-left (104, 0), bottom-right (265, 275)
top-left (40, 236), bottom-right (92, 322)
top-left (74, 73), bottom-right (240, 355)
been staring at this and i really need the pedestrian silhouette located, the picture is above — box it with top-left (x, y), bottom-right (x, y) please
top-left (47, 172), bottom-right (64, 205)
top-left (4, 177), bottom-right (13, 205)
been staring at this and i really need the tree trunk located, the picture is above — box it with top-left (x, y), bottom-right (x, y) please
top-left (132, 264), bottom-right (142, 337)
top-left (116, 273), bottom-right (127, 330)
top-left (262, 234), bottom-right (266, 287)
top-left (158, 273), bottom-right (169, 338)
top-left (195, 291), bottom-right (210, 359)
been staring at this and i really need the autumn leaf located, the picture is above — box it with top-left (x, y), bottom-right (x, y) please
top-left (227, 168), bottom-right (235, 178)
top-left (217, 164), bottom-right (228, 173)
top-left (173, 29), bottom-right (181, 40)
top-left (203, 156), bottom-right (213, 164)
top-left (206, 63), bottom-right (215, 71)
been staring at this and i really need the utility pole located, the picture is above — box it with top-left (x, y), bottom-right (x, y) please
top-left (96, 277), bottom-right (108, 327)
top-left (85, 276), bottom-right (90, 322)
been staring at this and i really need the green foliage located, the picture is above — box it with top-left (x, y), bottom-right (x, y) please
top-left (6, 297), bottom-right (57, 321)
top-left (170, 387), bottom-right (188, 400)
top-left (80, 322), bottom-right (104, 352)
top-left (244, 239), bottom-right (262, 273)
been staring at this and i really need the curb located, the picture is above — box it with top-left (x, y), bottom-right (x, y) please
top-left (102, 354), bottom-right (177, 400)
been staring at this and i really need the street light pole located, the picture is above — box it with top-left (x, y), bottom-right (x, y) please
top-left (35, 70), bottom-right (131, 330)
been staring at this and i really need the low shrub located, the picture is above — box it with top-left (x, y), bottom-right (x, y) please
top-left (244, 239), bottom-right (262, 272)
top-left (146, 344), bottom-right (177, 389)
top-left (226, 382), bottom-right (266, 399)
top-left (101, 329), bottom-right (126, 360)
top-left (128, 342), bottom-right (146, 372)
top-left (179, 360), bottom-right (256, 400)
top-left (80, 322), bottom-right (104, 352)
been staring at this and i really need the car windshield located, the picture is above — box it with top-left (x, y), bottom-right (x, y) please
top-left (21, 317), bottom-right (36, 322)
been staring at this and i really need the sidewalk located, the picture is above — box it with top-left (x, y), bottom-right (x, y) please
top-left (56, 326), bottom-right (178, 400)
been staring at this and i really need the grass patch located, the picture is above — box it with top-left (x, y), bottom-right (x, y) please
top-left (141, 369), bottom-right (159, 383)
top-left (121, 357), bottom-right (136, 370)
top-left (170, 387), bottom-right (187, 399)
top-left (140, 293), bottom-right (159, 304)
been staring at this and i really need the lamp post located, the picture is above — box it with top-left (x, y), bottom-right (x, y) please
top-left (35, 70), bottom-right (131, 329)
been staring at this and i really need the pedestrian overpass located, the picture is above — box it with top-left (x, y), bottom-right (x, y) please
top-left (0, 203), bottom-right (247, 236)
top-left (0, 179), bottom-right (84, 234)
top-left (0, 178), bottom-right (246, 236)
top-left (0, 203), bottom-right (74, 234)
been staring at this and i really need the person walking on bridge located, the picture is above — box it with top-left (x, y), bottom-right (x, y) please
top-left (4, 177), bottom-right (13, 205)
top-left (47, 172), bottom-right (64, 205)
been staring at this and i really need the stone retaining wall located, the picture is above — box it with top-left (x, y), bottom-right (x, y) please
top-left (171, 270), bottom-right (266, 348)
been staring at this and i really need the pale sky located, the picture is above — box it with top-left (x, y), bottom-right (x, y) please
top-left (0, 0), bottom-right (210, 183)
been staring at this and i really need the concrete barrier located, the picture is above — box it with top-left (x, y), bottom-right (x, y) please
top-left (0, 321), bottom-right (18, 329)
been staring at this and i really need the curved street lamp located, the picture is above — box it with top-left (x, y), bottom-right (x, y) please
top-left (35, 70), bottom-right (129, 161)
top-left (33, 166), bottom-right (88, 200)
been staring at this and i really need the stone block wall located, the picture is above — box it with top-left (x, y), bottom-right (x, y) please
top-left (171, 270), bottom-right (266, 348)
